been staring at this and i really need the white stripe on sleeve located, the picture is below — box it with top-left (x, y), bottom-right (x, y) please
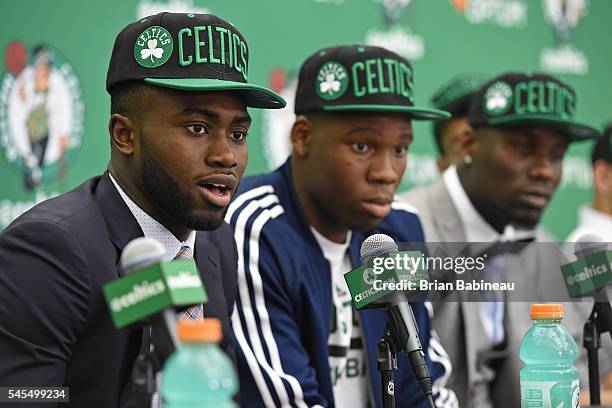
top-left (232, 194), bottom-right (308, 408)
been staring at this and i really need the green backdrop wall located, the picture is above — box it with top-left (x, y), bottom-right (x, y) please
top-left (0, 0), bottom-right (609, 240)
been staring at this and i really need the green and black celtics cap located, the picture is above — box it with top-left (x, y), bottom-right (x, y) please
top-left (431, 73), bottom-right (488, 153)
top-left (431, 73), bottom-right (489, 115)
top-left (294, 45), bottom-right (449, 120)
top-left (106, 12), bottom-right (286, 109)
top-left (468, 72), bottom-right (600, 141)
top-left (592, 125), bottom-right (612, 163)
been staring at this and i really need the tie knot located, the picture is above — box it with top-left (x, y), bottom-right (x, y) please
top-left (173, 245), bottom-right (203, 321)
top-left (174, 245), bottom-right (193, 260)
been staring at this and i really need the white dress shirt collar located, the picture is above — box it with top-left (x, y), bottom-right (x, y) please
top-left (443, 165), bottom-right (526, 242)
top-left (109, 173), bottom-right (196, 260)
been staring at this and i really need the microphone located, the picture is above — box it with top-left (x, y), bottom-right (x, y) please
top-left (103, 237), bottom-right (208, 363)
top-left (567, 233), bottom-right (612, 338)
top-left (352, 234), bottom-right (433, 404)
top-left (562, 234), bottom-right (612, 406)
top-left (561, 233), bottom-right (612, 301)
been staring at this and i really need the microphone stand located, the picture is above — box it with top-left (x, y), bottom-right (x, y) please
top-left (377, 330), bottom-right (399, 408)
top-left (134, 327), bottom-right (157, 408)
top-left (583, 291), bottom-right (612, 406)
top-left (377, 302), bottom-right (435, 408)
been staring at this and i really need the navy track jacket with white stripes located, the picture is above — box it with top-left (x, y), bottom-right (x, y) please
top-left (226, 159), bottom-right (456, 408)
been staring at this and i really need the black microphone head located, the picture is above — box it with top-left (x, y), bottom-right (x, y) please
top-left (574, 233), bottom-right (607, 259)
top-left (120, 237), bottom-right (166, 275)
top-left (360, 233), bottom-right (398, 265)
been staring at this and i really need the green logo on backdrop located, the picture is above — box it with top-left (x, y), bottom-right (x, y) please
top-left (0, 42), bottom-right (84, 191)
top-left (316, 61), bottom-right (349, 100)
top-left (134, 26), bottom-right (173, 68)
top-left (484, 81), bottom-right (513, 116)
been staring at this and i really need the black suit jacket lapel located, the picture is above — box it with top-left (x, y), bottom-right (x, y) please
top-left (194, 231), bottom-right (222, 306)
top-left (193, 231), bottom-right (236, 355)
top-left (95, 172), bottom-right (144, 276)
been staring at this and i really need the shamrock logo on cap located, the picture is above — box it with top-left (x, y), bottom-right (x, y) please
top-left (133, 26), bottom-right (173, 68)
top-left (141, 39), bottom-right (164, 63)
top-left (316, 61), bottom-right (349, 101)
top-left (484, 81), bottom-right (513, 116)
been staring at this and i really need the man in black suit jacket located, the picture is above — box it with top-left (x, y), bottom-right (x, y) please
top-left (0, 12), bottom-right (285, 407)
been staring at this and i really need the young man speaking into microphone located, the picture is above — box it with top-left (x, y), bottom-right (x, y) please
top-left (227, 44), bottom-right (458, 407)
top-left (0, 12), bottom-right (285, 406)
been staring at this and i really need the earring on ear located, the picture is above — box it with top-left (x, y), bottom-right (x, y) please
top-left (463, 155), bottom-right (472, 165)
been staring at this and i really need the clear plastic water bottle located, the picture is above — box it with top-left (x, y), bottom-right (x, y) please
top-left (520, 304), bottom-right (580, 408)
top-left (161, 318), bottom-right (237, 407)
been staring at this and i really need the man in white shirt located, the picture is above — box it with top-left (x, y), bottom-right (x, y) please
top-left (567, 126), bottom-right (612, 244)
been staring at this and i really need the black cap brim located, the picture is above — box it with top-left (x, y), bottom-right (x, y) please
top-left (489, 114), bottom-right (601, 141)
top-left (144, 78), bottom-right (286, 109)
top-left (323, 104), bottom-right (450, 120)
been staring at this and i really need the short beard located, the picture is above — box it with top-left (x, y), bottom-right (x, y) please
top-left (509, 214), bottom-right (539, 231)
top-left (140, 135), bottom-right (226, 231)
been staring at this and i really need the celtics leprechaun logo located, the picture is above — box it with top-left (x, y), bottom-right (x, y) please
top-left (0, 42), bottom-right (84, 191)
top-left (134, 25), bottom-right (173, 68)
top-left (316, 61), bottom-right (349, 100)
top-left (540, 0), bottom-right (589, 75)
top-left (483, 81), bottom-right (513, 116)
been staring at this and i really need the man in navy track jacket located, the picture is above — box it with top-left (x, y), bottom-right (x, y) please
top-left (226, 45), bottom-right (458, 408)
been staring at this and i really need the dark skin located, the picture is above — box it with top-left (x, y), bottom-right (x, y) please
top-left (592, 159), bottom-right (612, 215)
top-left (291, 112), bottom-right (413, 243)
top-left (108, 87), bottom-right (250, 241)
top-left (436, 116), bottom-right (471, 172)
top-left (458, 125), bottom-right (569, 232)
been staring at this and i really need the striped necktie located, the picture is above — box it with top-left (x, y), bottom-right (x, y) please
top-left (174, 245), bottom-right (204, 320)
